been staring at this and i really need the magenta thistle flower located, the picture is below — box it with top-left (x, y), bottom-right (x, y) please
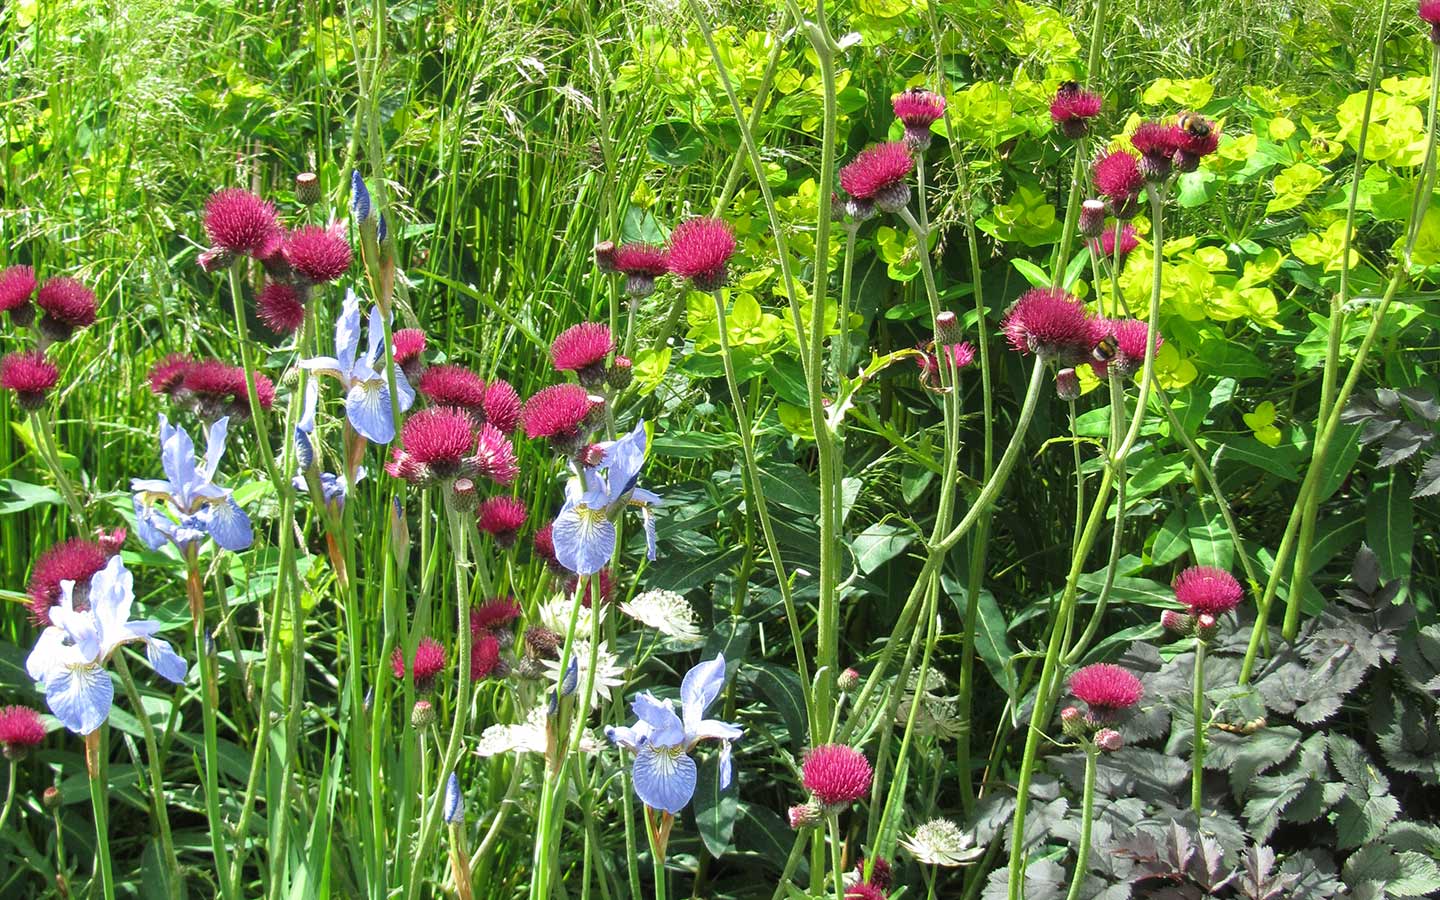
top-left (0, 264), bottom-right (37, 320)
top-left (845, 885), bottom-right (887, 900)
top-left (1093, 150), bottom-right (1145, 213)
top-left (1068, 663), bottom-right (1143, 713)
top-left (1172, 565), bottom-right (1243, 616)
top-left (0, 706), bottom-right (46, 760)
top-left (1, 351), bottom-right (60, 411)
top-left (1100, 223), bottom-right (1139, 260)
top-left (419, 365), bottom-right (489, 414)
top-left (1131, 121), bottom-right (1186, 181)
top-left (668, 218), bottom-right (737, 292)
top-left (27, 537), bottom-right (113, 626)
top-left (284, 224), bottom-right (353, 284)
top-left (392, 637), bottom-right (447, 692)
top-left (839, 142), bottom-right (914, 212)
top-left (1001, 288), bottom-right (1095, 364)
top-left (477, 496), bottom-right (527, 547)
top-left (393, 328), bottom-right (427, 368)
top-left (1079, 199), bottom-right (1107, 238)
top-left (551, 321), bottom-right (614, 388)
top-left (1424, 0), bottom-right (1440, 41)
top-left (35, 276), bottom-right (97, 341)
top-left (1050, 83), bottom-right (1103, 138)
top-left (471, 596), bottom-right (522, 636)
top-left (915, 341), bottom-right (975, 390)
top-left (1091, 317), bottom-right (1161, 378)
top-left (471, 633), bottom-right (503, 681)
top-left (181, 359), bottom-right (275, 419)
top-left (257, 282), bottom-right (307, 335)
top-left (533, 522), bottom-right (564, 572)
top-left (801, 744), bottom-right (873, 808)
top-left (893, 87), bottom-right (946, 149)
top-left (482, 378), bottom-right (522, 433)
top-left (856, 856), bottom-right (894, 890)
top-left (788, 802), bottom-right (823, 829)
top-left (472, 422), bottom-right (519, 485)
top-left (388, 406), bottom-right (475, 481)
top-left (522, 382), bottom-right (595, 447)
top-left (204, 188), bottom-right (281, 257)
top-left (612, 243), bottom-right (670, 298)
top-left (148, 354), bottom-right (193, 396)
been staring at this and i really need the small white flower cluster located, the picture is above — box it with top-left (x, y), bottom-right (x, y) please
top-left (620, 589), bottom-right (702, 643)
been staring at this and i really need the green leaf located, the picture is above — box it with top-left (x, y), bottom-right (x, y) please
top-left (850, 522), bottom-right (915, 574)
top-left (693, 758), bottom-right (739, 857)
top-left (1185, 504), bottom-right (1233, 570)
top-left (647, 119), bottom-right (704, 166)
top-left (653, 431), bottom-right (740, 459)
top-left (734, 802), bottom-right (806, 877)
top-left (1009, 258), bottom-right (1051, 288)
top-left (0, 478), bottom-right (62, 514)
top-left (1366, 470), bottom-right (1413, 591)
top-left (1151, 507), bottom-right (1190, 565)
top-left (746, 662), bottom-right (807, 748)
top-left (703, 618), bottom-right (753, 668)
top-left (1329, 734), bottom-right (1398, 850)
top-left (947, 583), bottom-right (1017, 702)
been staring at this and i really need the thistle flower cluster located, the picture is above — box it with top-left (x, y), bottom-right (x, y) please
top-left (470, 597), bottom-right (521, 681)
top-left (385, 406), bottom-right (517, 490)
top-left (1063, 663), bottom-right (1143, 747)
top-left (797, 743), bottom-right (873, 816)
top-left (1162, 565), bottom-right (1245, 639)
top-left (597, 216), bottom-right (737, 297)
top-left (148, 354), bottom-right (276, 421)
top-left (1089, 112), bottom-right (1221, 219)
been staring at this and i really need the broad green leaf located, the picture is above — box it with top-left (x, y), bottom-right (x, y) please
top-left (851, 522), bottom-right (915, 574)
top-left (694, 759), bottom-right (740, 857)
top-left (746, 662), bottom-right (807, 748)
top-left (1366, 470), bottom-right (1414, 592)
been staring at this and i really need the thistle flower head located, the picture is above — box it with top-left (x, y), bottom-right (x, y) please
top-left (533, 522), bottom-right (563, 571)
top-left (845, 885), bottom-right (886, 900)
top-left (856, 856), bottom-right (894, 890)
top-left (472, 596), bottom-right (523, 636)
top-left (1079, 199), bottom-right (1107, 238)
top-left (27, 538), bottom-right (112, 626)
top-left (471, 633), bottom-right (503, 681)
top-left (550, 322), bottom-right (614, 386)
top-left (801, 744), bottom-right (873, 808)
top-left (0, 706), bottom-right (46, 761)
top-left (901, 818), bottom-right (982, 867)
top-left (181, 360), bottom-right (275, 419)
top-left (1, 351), bottom-right (60, 411)
top-left (0, 264), bottom-right (36, 313)
top-left (1131, 121), bottom-right (1185, 180)
top-left (477, 496), bottom-right (527, 547)
top-left (391, 637), bottom-right (447, 691)
top-left (204, 188), bottom-right (281, 256)
top-left (1068, 663), bottom-right (1143, 712)
top-left (419, 365), bottom-right (489, 414)
top-left (788, 800), bottom-right (824, 829)
top-left (1424, 0), bottom-right (1440, 23)
top-left (668, 218), bottom-right (737, 291)
top-left (1092, 317), bottom-right (1161, 378)
top-left (284, 225), bottom-right (353, 284)
top-left (1100, 223), bottom-right (1139, 259)
top-left (1055, 367), bottom-right (1081, 401)
top-left (839, 142), bottom-right (914, 212)
top-left (522, 383), bottom-right (595, 444)
top-left (35, 277), bottom-right (97, 340)
top-left (573, 567), bottom-right (616, 608)
top-left (392, 328), bottom-right (427, 367)
top-left (1050, 83), bottom-right (1103, 138)
top-left (1094, 728), bottom-right (1124, 752)
top-left (472, 422), bottom-right (518, 485)
top-left (838, 667), bottom-right (861, 692)
top-left (148, 354), bottom-right (193, 396)
top-left (389, 406), bottom-right (475, 481)
top-left (1172, 565), bottom-right (1243, 616)
top-left (1000, 288), bottom-right (1095, 364)
top-left (1093, 150), bottom-right (1145, 206)
top-left (257, 282), bottom-right (307, 335)
top-left (893, 88), bottom-right (946, 127)
top-left (612, 243), bottom-right (669, 277)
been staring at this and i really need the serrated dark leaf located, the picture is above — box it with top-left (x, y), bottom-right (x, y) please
top-left (1412, 454), bottom-right (1440, 498)
top-left (982, 857), bottom-right (1067, 900)
top-left (1372, 677), bottom-right (1440, 783)
top-left (1359, 417), bottom-right (1401, 446)
top-left (1376, 423), bottom-right (1431, 467)
top-left (1340, 397), bottom-right (1382, 424)
top-left (1329, 734), bottom-right (1397, 849)
top-left (1376, 388), bottom-right (1401, 411)
top-left (1397, 387), bottom-right (1439, 422)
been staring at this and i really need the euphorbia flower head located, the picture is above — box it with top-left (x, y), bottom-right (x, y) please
top-left (522, 382), bottom-right (596, 454)
top-left (387, 406), bottom-right (475, 482)
top-left (668, 217), bottom-right (737, 292)
top-left (1130, 121), bottom-right (1185, 181)
top-left (1100, 223), bottom-right (1139, 260)
top-left (257, 282), bottom-right (307, 335)
top-left (801, 743), bottom-right (873, 809)
top-left (612, 243), bottom-right (670, 298)
top-left (552, 421), bottom-right (661, 574)
top-left (1172, 565), bottom-right (1243, 616)
top-left (0, 264), bottom-right (36, 322)
top-left (0, 351), bottom-right (59, 410)
top-left (893, 87), bottom-right (946, 150)
top-left (477, 496), bottom-right (527, 547)
top-left (299, 289), bottom-right (416, 444)
top-left (131, 415), bottom-right (253, 552)
top-left (1068, 663), bottom-right (1143, 715)
top-left (284, 224), bottom-right (353, 284)
top-left (35, 277), bottom-right (97, 342)
top-left (1001, 288), bottom-right (1096, 364)
top-left (1093, 150), bottom-right (1144, 216)
top-left (204, 188), bottom-right (281, 257)
top-left (1050, 82), bottom-right (1103, 138)
top-left (0, 706), bottom-right (46, 761)
top-left (606, 655), bottom-right (742, 813)
top-left (26, 556), bottom-right (187, 735)
top-left (550, 322), bottom-right (614, 388)
top-left (839, 142), bottom-right (914, 213)
top-left (27, 537), bottom-right (115, 626)
top-left (392, 637), bottom-right (446, 691)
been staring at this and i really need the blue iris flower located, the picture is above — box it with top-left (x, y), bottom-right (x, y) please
top-left (605, 655), bottom-right (742, 814)
top-left (443, 772), bottom-right (464, 824)
top-left (25, 556), bottom-right (188, 735)
top-left (300, 289), bottom-right (414, 444)
top-left (292, 380), bottom-right (363, 507)
top-left (551, 421), bottom-right (661, 575)
top-left (351, 170), bottom-right (372, 223)
top-left (131, 414), bottom-right (253, 552)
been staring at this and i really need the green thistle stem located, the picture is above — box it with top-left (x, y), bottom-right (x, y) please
top-left (1063, 747), bottom-right (1099, 900)
top-left (1192, 637), bottom-right (1208, 817)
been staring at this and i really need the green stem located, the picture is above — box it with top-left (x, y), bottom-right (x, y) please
top-left (32, 409), bottom-right (85, 528)
top-left (827, 816), bottom-right (846, 900)
top-left (85, 729), bottom-right (116, 900)
top-left (0, 760), bottom-right (16, 837)
top-left (1063, 748), bottom-right (1099, 900)
top-left (187, 561), bottom-right (237, 900)
top-left (1191, 637), bottom-right (1207, 818)
top-left (115, 654), bottom-right (182, 900)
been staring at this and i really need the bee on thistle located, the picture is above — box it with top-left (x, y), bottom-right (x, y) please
top-left (1176, 111), bottom-right (1212, 141)
top-left (1091, 333), bottom-right (1118, 364)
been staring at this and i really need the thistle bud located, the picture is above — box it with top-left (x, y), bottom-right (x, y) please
top-left (1056, 367), bottom-right (1081, 401)
top-left (935, 310), bottom-right (965, 346)
top-left (43, 786), bottom-right (61, 809)
top-left (198, 247), bottom-right (236, 274)
top-left (525, 626), bottom-right (563, 659)
top-left (1196, 612), bottom-right (1220, 641)
top-left (390, 497), bottom-right (411, 568)
top-left (450, 477), bottom-right (479, 513)
top-left (838, 667), bottom-right (861, 692)
top-left (873, 181), bottom-right (912, 215)
top-left (1079, 199), bottom-right (1106, 238)
top-left (1160, 609), bottom-right (1192, 634)
top-left (608, 355), bottom-right (633, 391)
top-left (411, 699), bottom-right (435, 729)
top-left (787, 800), bottom-right (824, 829)
top-left (1060, 705), bottom-right (1087, 738)
top-left (295, 172), bottom-right (321, 206)
top-left (594, 240), bottom-right (618, 273)
top-left (1094, 728), bottom-right (1124, 752)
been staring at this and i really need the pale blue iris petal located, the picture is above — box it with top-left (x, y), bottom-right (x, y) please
top-left (605, 723), bottom-right (650, 752)
top-left (335, 290), bottom-right (362, 375)
top-left (26, 627), bottom-right (84, 682)
top-left (130, 478), bottom-right (175, 497)
top-left (551, 506), bottom-right (616, 576)
top-left (50, 588), bottom-right (101, 664)
top-left (602, 422), bottom-right (648, 503)
top-left (88, 557), bottom-right (133, 639)
top-left (298, 356), bottom-right (345, 382)
top-left (642, 506), bottom-right (658, 562)
top-left (295, 381), bottom-right (318, 471)
top-left (173, 517), bottom-right (209, 550)
top-left (201, 417), bottom-right (230, 482)
top-left (443, 773), bottom-right (464, 824)
top-left (631, 693), bottom-right (685, 746)
top-left (719, 741), bottom-right (735, 790)
top-left (632, 745), bottom-right (697, 814)
top-left (681, 654), bottom-right (728, 727)
top-left (145, 636), bottom-right (189, 684)
top-left (159, 415), bottom-right (199, 504)
top-left (202, 497), bottom-right (254, 551)
top-left (346, 380), bottom-right (395, 444)
top-left (45, 663), bottom-right (114, 735)
top-left (364, 305), bottom-right (385, 369)
top-left (391, 365), bottom-right (416, 411)
top-left (133, 498), bottom-right (174, 551)
top-left (692, 718), bottom-right (744, 743)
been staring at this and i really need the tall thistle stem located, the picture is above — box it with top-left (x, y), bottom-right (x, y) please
top-left (1063, 746), bottom-right (1099, 900)
top-left (1191, 637), bottom-right (1208, 817)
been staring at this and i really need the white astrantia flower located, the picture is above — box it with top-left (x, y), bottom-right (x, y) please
top-left (476, 706), bottom-right (599, 757)
top-left (620, 590), bottom-right (702, 643)
top-left (543, 640), bottom-right (624, 708)
top-left (537, 596), bottom-right (601, 638)
top-left (901, 818), bottom-right (984, 867)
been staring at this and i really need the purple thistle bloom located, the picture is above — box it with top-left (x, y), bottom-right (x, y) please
top-left (551, 420), bottom-right (661, 575)
top-left (25, 556), bottom-right (187, 735)
top-left (606, 655), bottom-right (742, 813)
top-left (300, 289), bottom-right (415, 444)
top-left (131, 415), bottom-right (253, 552)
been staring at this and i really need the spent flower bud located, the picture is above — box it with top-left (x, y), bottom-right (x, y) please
top-left (295, 172), bottom-right (321, 206)
top-left (1056, 368), bottom-right (1081, 401)
top-left (411, 699), bottom-right (435, 729)
top-left (1094, 728), bottom-right (1124, 752)
top-left (838, 667), bottom-right (861, 692)
top-left (1079, 199), bottom-right (1106, 238)
top-left (43, 786), bottom-right (61, 809)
